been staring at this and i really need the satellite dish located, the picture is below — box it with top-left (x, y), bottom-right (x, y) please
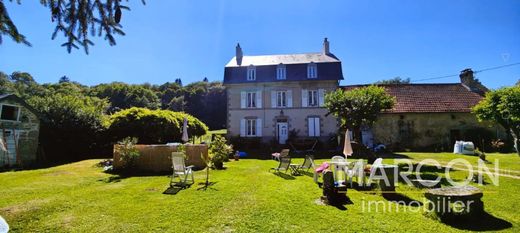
top-left (0, 216), bottom-right (8, 233)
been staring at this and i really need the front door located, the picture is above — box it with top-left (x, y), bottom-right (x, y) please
top-left (277, 123), bottom-right (288, 144)
top-left (0, 129), bottom-right (19, 166)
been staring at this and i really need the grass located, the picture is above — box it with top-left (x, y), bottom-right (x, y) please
top-left (0, 153), bottom-right (518, 232)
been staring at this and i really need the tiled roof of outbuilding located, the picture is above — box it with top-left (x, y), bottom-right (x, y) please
top-left (342, 83), bottom-right (484, 113)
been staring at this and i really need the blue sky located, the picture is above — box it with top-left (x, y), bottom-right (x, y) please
top-left (1, 0), bottom-right (519, 89)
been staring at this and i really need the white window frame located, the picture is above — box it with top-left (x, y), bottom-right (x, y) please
top-left (246, 119), bottom-right (257, 136)
top-left (307, 63), bottom-right (318, 79)
top-left (246, 92), bottom-right (256, 108)
top-left (276, 91), bottom-right (287, 108)
top-left (0, 104), bottom-right (21, 122)
top-left (308, 117), bottom-right (320, 137)
top-left (247, 65), bottom-right (256, 81)
top-left (276, 64), bottom-right (286, 80)
top-left (308, 90), bottom-right (318, 107)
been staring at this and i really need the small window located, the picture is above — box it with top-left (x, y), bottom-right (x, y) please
top-left (307, 63), bottom-right (318, 79)
top-left (0, 105), bottom-right (20, 121)
top-left (246, 119), bottom-right (257, 136)
top-left (308, 90), bottom-right (318, 106)
top-left (246, 92), bottom-right (256, 108)
top-left (276, 91), bottom-right (287, 108)
top-left (247, 65), bottom-right (256, 81)
top-left (276, 64), bottom-right (286, 80)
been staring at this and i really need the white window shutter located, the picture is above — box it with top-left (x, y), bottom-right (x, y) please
top-left (308, 118), bottom-right (314, 136)
top-left (314, 118), bottom-right (319, 136)
top-left (318, 89), bottom-right (325, 107)
top-left (256, 90), bottom-right (262, 108)
top-left (271, 91), bottom-right (276, 108)
top-left (240, 119), bottom-right (246, 137)
top-left (287, 90), bottom-right (293, 107)
top-left (240, 91), bottom-right (246, 108)
top-left (256, 118), bottom-right (262, 137)
top-left (302, 89), bottom-right (308, 107)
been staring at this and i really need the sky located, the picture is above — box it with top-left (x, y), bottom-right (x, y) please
top-left (0, 0), bottom-right (519, 89)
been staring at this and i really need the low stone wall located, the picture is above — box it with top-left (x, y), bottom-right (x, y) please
top-left (113, 144), bottom-right (208, 172)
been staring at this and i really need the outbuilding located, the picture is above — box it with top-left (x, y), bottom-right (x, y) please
top-left (0, 94), bottom-right (40, 167)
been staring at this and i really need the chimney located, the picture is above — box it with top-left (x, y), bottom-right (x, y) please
top-left (323, 38), bottom-right (330, 55)
top-left (460, 68), bottom-right (488, 95)
top-left (236, 43), bottom-right (243, 66)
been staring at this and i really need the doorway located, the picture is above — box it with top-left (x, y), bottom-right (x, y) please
top-left (277, 122), bottom-right (288, 144)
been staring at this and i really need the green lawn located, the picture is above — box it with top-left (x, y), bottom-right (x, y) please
top-left (0, 153), bottom-right (519, 232)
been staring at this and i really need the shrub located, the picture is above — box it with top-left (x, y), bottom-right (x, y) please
top-left (28, 94), bottom-right (109, 161)
top-left (117, 137), bottom-right (140, 170)
top-left (107, 107), bottom-right (208, 144)
top-left (209, 135), bottom-right (233, 169)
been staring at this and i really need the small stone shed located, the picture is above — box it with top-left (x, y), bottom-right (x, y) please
top-left (0, 94), bottom-right (40, 167)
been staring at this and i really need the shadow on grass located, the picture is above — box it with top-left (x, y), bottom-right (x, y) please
top-left (197, 181), bottom-right (218, 191)
top-left (273, 172), bottom-right (295, 180)
top-left (442, 212), bottom-right (512, 231)
top-left (382, 193), bottom-right (423, 206)
top-left (378, 153), bottom-right (411, 159)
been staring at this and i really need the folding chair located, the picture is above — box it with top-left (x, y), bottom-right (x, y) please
top-left (269, 156), bottom-right (291, 174)
top-left (171, 152), bottom-right (194, 188)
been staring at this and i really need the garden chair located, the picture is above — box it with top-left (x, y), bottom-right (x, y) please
top-left (331, 155), bottom-right (347, 187)
top-left (297, 155), bottom-right (315, 173)
top-left (272, 149), bottom-right (289, 161)
top-left (171, 152), bottom-right (194, 188)
top-left (269, 156), bottom-right (291, 174)
top-left (346, 160), bottom-right (366, 187)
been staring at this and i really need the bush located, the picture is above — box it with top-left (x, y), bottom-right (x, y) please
top-left (107, 107), bottom-right (208, 144)
top-left (116, 137), bottom-right (140, 170)
top-left (28, 94), bottom-right (109, 161)
top-left (209, 135), bottom-right (233, 169)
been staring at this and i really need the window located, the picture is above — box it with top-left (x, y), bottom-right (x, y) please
top-left (246, 119), bottom-right (257, 136)
top-left (276, 64), bottom-right (286, 80)
top-left (308, 117), bottom-right (320, 137)
top-left (308, 90), bottom-right (318, 106)
top-left (246, 92), bottom-right (256, 108)
top-left (276, 91), bottom-right (287, 107)
top-left (307, 63), bottom-right (318, 79)
top-left (247, 65), bottom-right (256, 81)
top-left (0, 105), bottom-right (20, 121)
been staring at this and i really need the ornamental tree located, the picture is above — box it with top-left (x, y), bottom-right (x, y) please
top-left (472, 85), bottom-right (520, 155)
top-left (324, 85), bottom-right (395, 143)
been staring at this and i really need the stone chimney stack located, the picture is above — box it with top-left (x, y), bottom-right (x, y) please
top-left (323, 38), bottom-right (330, 55)
top-left (236, 43), bottom-right (243, 66)
top-left (460, 68), bottom-right (488, 95)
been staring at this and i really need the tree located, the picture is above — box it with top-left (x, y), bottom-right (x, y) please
top-left (374, 77), bottom-right (411, 85)
top-left (1, 0), bottom-right (145, 53)
top-left (175, 78), bottom-right (183, 86)
top-left (90, 82), bottom-right (160, 112)
top-left (59, 76), bottom-right (70, 83)
top-left (324, 85), bottom-right (395, 142)
top-left (203, 77), bottom-right (208, 82)
top-left (28, 93), bottom-right (109, 161)
top-left (472, 86), bottom-right (520, 155)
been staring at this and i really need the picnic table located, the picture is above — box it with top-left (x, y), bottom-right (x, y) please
top-left (424, 185), bottom-right (484, 219)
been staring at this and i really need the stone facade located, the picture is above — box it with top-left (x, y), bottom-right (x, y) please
top-left (369, 112), bottom-right (505, 151)
top-left (0, 95), bottom-right (40, 167)
top-left (226, 80), bottom-right (339, 143)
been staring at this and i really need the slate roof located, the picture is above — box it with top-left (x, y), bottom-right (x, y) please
top-left (225, 53), bottom-right (341, 67)
top-left (342, 83), bottom-right (484, 113)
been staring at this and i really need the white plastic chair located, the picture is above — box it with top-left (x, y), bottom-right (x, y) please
top-left (367, 158), bottom-right (383, 186)
top-left (331, 156), bottom-right (347, 186)
top-left (346, 160), bottom-right (367, 187)
top-left (171, 152), bottom-right (194, 187)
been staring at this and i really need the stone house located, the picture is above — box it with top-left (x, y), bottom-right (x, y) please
top-left (0, 94), bottom-right (40, 167)
top-left (223, 38), bottom-right (343, 144)
top-left (343, 70), bottom-right (504, 151)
